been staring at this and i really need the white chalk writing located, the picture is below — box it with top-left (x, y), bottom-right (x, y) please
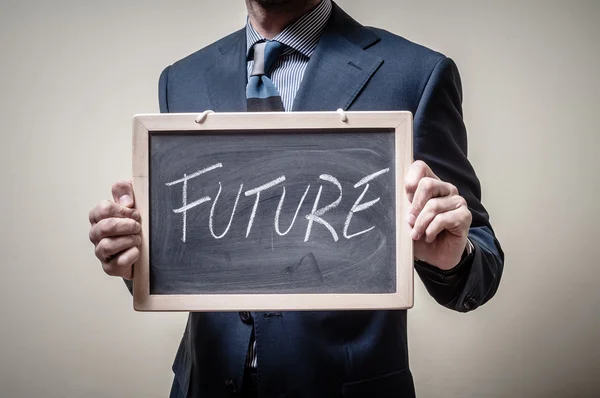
top-left (209, 182), bottom-right (243, 239)
top-left (165, 163), bottom-right (222, 242)
top-left (164, 165), bottom-right (391, 243)
top-left (344, 168), bottom-right (389, 239)
top-left (244, 176), bottom-right (286, 238)
top-left (275, 184), bottom-right (311, 236)
top-left (304, 174), bottom-right (342, 242)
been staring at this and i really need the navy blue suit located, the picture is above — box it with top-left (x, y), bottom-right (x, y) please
top-left (159, 4), bottom-right (504, 397)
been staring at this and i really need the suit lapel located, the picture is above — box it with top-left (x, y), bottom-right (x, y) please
top-left (293, 4), bottom-right (383, 112)
top-left (202, 4), bottom-right (383, 113)
top-left (205, 29), bottom-right (248, 112)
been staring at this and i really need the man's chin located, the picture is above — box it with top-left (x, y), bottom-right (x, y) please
top-left (256, 0), bottom-right (296, 4)
top-left (253, 0), bottom-right (308, 9)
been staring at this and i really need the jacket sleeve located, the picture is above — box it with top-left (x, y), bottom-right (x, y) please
top-left (158, 65), bottom-right (171, 113)
top-left (412, 57), bottom-right (504, 312)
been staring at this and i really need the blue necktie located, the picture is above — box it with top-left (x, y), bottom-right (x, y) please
top-left (247, 41), bottom-right (285, 112)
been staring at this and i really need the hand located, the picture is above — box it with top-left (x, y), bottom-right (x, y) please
top-left (405, 161), bottom-right (472, 270)
top-left (89, 181), bottom-right (141, 280)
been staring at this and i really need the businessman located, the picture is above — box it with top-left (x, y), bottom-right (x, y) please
top-left (88, 0), bottom-right (504, 396)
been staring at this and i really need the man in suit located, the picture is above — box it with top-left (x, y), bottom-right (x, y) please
top-left (88, 0), bottom-right (504, 396)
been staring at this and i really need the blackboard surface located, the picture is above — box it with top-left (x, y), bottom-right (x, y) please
top-left (149, 129), bottom-right (396, 295)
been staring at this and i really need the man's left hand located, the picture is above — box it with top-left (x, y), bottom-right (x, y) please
top-left (405, 160), bottom-right (472, 270)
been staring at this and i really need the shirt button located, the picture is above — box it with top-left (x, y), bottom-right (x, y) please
top-left (239, 311), bottom-right (252, 324)
top-left (224, 379), bottom-right (237, 394)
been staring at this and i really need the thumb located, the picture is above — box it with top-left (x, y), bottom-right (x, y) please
top-left (112, 180), bottom-right (135, 208)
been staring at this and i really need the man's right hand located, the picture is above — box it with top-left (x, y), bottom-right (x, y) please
top-left (89, 181), bottom-right (141, 280)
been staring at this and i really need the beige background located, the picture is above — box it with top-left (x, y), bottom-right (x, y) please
top-left (1, 0), bottom-right (599, 397)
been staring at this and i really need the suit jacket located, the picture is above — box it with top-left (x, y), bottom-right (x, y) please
top-left (157, 3), bottom-right (504, 397)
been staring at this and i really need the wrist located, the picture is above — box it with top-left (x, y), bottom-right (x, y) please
top-left (464, 238), bottom-right (474, 258)
top-left (445, 237), bottom-right (475, 273)
top-left (415, 238), bottom-right (475, 274)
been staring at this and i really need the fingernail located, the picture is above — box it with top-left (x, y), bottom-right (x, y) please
top-left (411, 229), bottom-right (419, 240)
top-left (132, 210), bottom-right (140, 220)
top-left (119, 195), bottom-right (133, 206)
top-left (407, 213), bottom-right (416, 226)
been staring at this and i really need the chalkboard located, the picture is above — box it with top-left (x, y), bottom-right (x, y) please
top-left (132, 112), bottom-right (413, 311)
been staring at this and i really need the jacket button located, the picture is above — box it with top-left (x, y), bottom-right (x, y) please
top-left (239, 311), bottom-right (252, 324)
top-left (224, 379), bottom-right (237, 394)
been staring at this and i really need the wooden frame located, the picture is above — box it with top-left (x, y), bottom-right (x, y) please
top-left (132, 111), bottom-right (413, 311)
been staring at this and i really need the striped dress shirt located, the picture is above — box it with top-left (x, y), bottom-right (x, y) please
top-left (244, 0), bottom-right (333, 368)
top-left (246, 0), bottom-right (332, 112)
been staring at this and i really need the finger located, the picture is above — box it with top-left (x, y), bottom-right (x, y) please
top-left (89, 200), bottom-right (140, 225)
top-left (408, 178), bottom-right (458, 225)
top-left (102, 246), bottom-right (139, 280)
top-left (423, 206), bottom-right (472, 244)
top-left (95, 235), bottom-right (142, 262)
top-left (411, 196), bottom-right (463, 240)
top-left (404, 160), bottom-right (438, 202)
top-left (112, 180), bottom-right (135, 208)
top-left (89, 217), bottom-right (141, 244)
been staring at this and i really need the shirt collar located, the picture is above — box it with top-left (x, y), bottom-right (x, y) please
top-left (246, 0), bottom-right (332, 58)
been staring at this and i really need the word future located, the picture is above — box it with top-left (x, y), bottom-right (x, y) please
top-left (165, 163), bottom-right (390, 243)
